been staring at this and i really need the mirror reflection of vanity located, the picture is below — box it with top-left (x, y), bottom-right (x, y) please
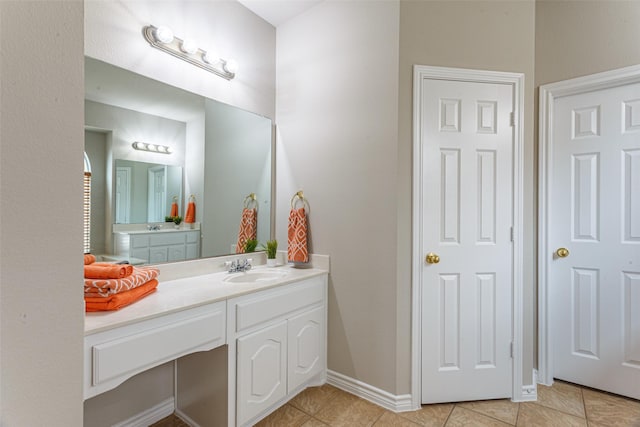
top-left (84, 57), bottom-right (273, 263)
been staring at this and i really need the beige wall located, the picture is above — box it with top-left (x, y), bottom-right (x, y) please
top-left (0, 1), bottom-right (85, 425)
top-left (536, 0), bottom-right (640, 86)
top-left (398, 0), bottom-right (537, 389)
top-left (276, 0), bottom-right (401, 393)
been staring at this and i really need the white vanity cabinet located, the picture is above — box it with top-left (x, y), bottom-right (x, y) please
top-left (229, 275), bottom-right (327, 426)
top-left (114, 230), bottom-right (200, 263)
top-left (84, 301), bottom-right (226, 400)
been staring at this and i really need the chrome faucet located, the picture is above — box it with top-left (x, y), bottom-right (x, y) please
top-left (147, 224), bottom-right (161, 231)
top-left (227, 258), bottom-right (252, 273)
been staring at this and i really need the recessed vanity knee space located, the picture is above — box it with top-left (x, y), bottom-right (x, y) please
top-left (84, 257), bottom-right (328, 427)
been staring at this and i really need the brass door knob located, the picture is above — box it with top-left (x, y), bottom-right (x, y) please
top-left (426, 252), bottom-right (440, 264)
top-left (556, 247), bottom-right (569, 258)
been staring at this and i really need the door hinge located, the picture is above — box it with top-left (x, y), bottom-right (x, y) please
top-left (510, 112), bottom-right (515, 127)
top-left (510, 342), bottom-right (514, 358)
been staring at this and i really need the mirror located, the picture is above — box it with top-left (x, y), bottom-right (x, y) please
top-left (84, 57), bottom-right (272, 262)
top-left (113, 160), bottom-right (182, 224)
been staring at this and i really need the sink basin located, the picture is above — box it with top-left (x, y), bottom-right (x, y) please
top-left (223, 269), bottom-right (288, 284)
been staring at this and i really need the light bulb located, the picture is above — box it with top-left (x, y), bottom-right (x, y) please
top-left (222, 59), bottom-right (238, 75)
top-left (180, 38), bottom-right (198, 54)
top-left (202, 51), bottom-right (215, 64)
top-left (166, 146), bottom-right (174, 154)
top-left (154, 26), bottom-right (174, 44)
top-left (147, 144), bottom-right (157, 152)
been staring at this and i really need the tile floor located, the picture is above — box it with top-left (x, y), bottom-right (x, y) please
top-left (151, 380), bottom-right (640, 426)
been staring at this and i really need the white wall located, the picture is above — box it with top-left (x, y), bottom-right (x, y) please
top-left (276, 0), bottom-right (401, 393)
top-left (0, 1), bottom-right (84, 425)
top-left (82, 1), bottom-right (276, 422)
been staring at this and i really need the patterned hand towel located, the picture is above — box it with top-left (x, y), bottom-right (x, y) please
top-left (85, 279), bottom-right (158, 312)
top-left (288, 208), bottom-right (308, 263)
top-left (235, 208), bottom-right (257, 253)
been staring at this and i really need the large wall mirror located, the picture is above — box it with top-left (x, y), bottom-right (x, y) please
top-left (84, 57), bottom-right (273, 262)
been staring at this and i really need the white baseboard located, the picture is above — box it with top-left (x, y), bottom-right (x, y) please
top-left (515, 369), bottom-right (538, 402)
top-left (112, 397), bottom-right (175, 427)
top-left (327, 370), bottom-right (415, 413)
top-left (174, 408), bottom-right (201, 427)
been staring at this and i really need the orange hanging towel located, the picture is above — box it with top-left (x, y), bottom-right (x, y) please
top-left (185, 196), bottom-right (196, 223)
top-left (235, 208), bottom-right (257, 253)
top-left (170, 201), bottom-right (179, 217)
top-left (288, 208), bottom-right (308, 263)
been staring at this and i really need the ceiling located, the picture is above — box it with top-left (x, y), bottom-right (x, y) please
top-left (236, 0), bottom-right (323, 27)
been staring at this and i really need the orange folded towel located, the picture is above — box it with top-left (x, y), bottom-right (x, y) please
top-left (84, 254), bottom-right (96, 265)
top-left (235, 208), bottom-right (257, 253)
top-left (287, 208), bottom-right (309, 263)
top-left (84, 263), bottom-right (133, 280)
top-left (85, 279), bottom-right (158, 312)
top-left (185, 199), bottom-right (196, 223)
top-left (84, 266), bottom-right (159, 297)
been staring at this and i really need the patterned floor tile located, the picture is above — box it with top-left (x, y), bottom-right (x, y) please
top-left (445, 406), bottom-right (512, 426)
top-left (254, 404), bottom-right (310, 427)
top-left (399, 402), bottom-right (454, 427)
top-left (290, 384), bottom-right (341, 415)
top-left (582, 388), bottom-right (640, 427)
top-left (373, 411), bottom-right (422, 426)
top-left (458, 399), bottom-right (519, 424)
top-left (517, 402), bottom-right (587, 427)
top-left (534, 381), bottom-right (585, 418)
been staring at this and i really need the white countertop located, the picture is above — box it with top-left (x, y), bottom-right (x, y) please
top-left (84, 264), bottom-right (328, 336)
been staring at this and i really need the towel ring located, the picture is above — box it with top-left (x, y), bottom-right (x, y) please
top-left (243, 193), bottom-right (258, 209)
top-left (290, 190), bottom-right (310, 211)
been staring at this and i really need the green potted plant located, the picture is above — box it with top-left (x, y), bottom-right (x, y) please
top-left (244, 239), bottom-right (258, 253)
top-left (261, 240), bottom-right (278, 266)
top-left (172, 216), bottom-right (183, 228)
top-left (165, 216), bottom-right (174, 222)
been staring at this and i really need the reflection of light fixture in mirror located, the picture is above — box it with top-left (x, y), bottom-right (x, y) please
top-left (142, 25), bottom-right (237, 80)
top-left (132, 141), bottom-right (173, 154)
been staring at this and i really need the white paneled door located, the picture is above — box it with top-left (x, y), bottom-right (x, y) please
top-left (550, 83), bottom-right (640, 399)
top-left (420, 78), bottom-right (514, 403)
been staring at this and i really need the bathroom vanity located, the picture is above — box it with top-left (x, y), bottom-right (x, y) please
top-left (113, 228), bottom-right (201, 264)
top-left (84, 258), bottom-right (328, 426)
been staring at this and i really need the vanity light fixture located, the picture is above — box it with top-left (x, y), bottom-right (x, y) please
top-left (132, 141), bottom-right (173, 154)
top-left (142, 25), bottom-right (237, 80)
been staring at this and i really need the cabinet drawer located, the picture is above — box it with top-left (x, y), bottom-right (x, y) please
top-left (131, 235), bottom-right (150, 248)
top-left (233, 277), bottom-right (324, 334)
top-left (85, 301), bottom-right (226, 399)
top-left (149, 233), bottom-right (186, 246)
top-left (186, 231), bottom-right (199, 243)
top-left (168, 245), bottom-right (186, 261)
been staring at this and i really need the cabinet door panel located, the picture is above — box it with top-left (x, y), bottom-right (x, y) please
top-left (149, 247), bottom-right (168, 263)
top-left (237, 321), bottom-right (287, 426)
top-left (288, 306), bottom-right (325, 392)
top-left (168, 245), bottom-right (186, 261)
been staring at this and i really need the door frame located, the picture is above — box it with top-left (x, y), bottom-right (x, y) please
top-left (538, 64), bottom-right (640, 387)
top-left (411, 65), bottom-right (526, 409)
